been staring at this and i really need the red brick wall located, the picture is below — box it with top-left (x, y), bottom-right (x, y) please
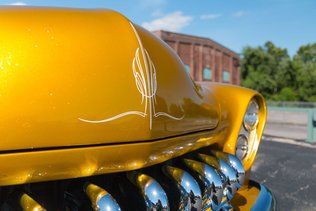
top-left (153, 30), bottom-right (240, 85)
top-left (178, 43), bottom-right (191, 65)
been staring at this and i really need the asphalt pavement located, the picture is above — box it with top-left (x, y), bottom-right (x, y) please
top-left (251, 137), bottom-right (316, 211)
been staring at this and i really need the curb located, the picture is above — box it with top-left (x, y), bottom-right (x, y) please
top-left (262, 135), bottom-right (316, 149)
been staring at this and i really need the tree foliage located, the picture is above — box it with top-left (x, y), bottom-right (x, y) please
top-left (241, 42), bottom-right (316, 102)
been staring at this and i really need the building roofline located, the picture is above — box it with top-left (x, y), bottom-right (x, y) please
top-left (153, 30), bottom-right (240, 58)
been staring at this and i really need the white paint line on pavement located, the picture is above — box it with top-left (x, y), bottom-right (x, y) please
top-left (262, 136), bottom-right (316, 149)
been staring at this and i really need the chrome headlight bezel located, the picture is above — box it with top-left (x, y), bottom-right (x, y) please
top-left (235, 135), bottom-right (249, 161)
top-left (243, 99), bottom-right (259, 131)
top-left (236, 97), bottom-right (262, 163)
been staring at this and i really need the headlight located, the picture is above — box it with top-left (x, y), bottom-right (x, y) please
top-left (236, 98), bottom-right (261, 163)
top-left (234, 96), bottom-right (266, 171)
top-left (235, 135), bottom-right (248, 160)
top-left (243, 100), bottom-right (259, 131)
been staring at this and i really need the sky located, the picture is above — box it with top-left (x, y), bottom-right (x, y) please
top-left (0, 0), bottom-right (315, 56)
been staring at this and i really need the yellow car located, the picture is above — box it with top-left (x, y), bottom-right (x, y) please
top-left (0, 7), bottom-right (275, 211)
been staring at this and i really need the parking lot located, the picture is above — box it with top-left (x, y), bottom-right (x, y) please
top-left (251, 137), bottom-right (316, 211)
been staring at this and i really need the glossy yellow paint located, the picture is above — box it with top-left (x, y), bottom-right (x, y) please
top-left (230, 184), bottom-right (261, 210)
top-left (0, 130), bottom-right (219, 186)
top-left (203, 83), bottom-right (267, 170)
top-left (0, 7), bottom-right (266, 189)
top-left (0, 7), bottom-right (219, 151)
top-left (133, 174), bottom-right (153, 190)
top-left (20, 193), bottom-right (46, 211)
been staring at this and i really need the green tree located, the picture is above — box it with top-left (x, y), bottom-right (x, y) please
top-left (241, 41), bottom-right (296, 101)
top-left (292, 43), bottom-right (316, 102)
top-left (271, 87), bottom-right (298, 101)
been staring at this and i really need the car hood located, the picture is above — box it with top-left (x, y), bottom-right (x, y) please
top-left (0, 7), bottom-right (220, 152)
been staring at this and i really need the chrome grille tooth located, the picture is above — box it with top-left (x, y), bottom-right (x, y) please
top-left (211, 150), bottom-right (246, 186)
top-left (227, 154), bottom-right (246, 186)
top-left (19, 193), bottom-right (46, 211)
top-left (183, 159), bottom-right (224, 210)
top-left (218, 159), bottom-right (238, 198)
top-left (127, 172), bottom-right (170, 211)
top-left (1, 150), bottom-right (245, 210)
top-left (163, 166), bottom-right (202, 211)
top-left (84, 183), bottom-right (121, 211)
top-left (199, 154), bottom-right (239, 201)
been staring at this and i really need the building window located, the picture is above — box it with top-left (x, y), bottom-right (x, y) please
top-left (203, 67), bottom-right (212, 81)
top-left (223, 70), bottom-right (230, 82)
top-left (184, 64), bottom-right (190, 74)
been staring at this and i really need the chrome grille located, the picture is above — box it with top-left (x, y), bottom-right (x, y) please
top-left (0, 148), bottom-right (245, 211)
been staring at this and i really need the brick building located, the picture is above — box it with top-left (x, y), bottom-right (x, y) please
top-left (153, 30), bottom-right (240, 85)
